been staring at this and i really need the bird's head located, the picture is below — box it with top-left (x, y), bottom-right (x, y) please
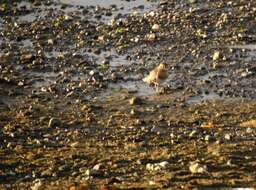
top-left (158, 62), bottom-right (167, 70)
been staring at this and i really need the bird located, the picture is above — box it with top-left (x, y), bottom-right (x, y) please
top-left (143, 62), bottom-right (168, 90)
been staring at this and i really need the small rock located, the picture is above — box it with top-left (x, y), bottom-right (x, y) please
top-left (130, 109), bottom-right (136, 115)
top-left (70, 142), bottom-right (79, 148)
top-left (212, 51), bottom-right (220, 61)
top-left (85, 169), bottom-right (102, 177)
top-left (47, 39), bottom-right (54, 45)
top-left (145, 33), bottom-right (156, 41)
top-left (92, 48), bottom-right (101, 55)
top-left (93, 163), bottom-right (102, 170)
top-left (147, 11), bottom-right (155, 17)
top-left (146, 161), bottom-right (169, 171)
top-left (152, 24), bottom-right (160, 31)
top-left (189, 161), bottom-right (207, 174)
top-left (224, 134), bottom-right (231, 141)
top-left (111, 73), bottom-right (118, 81)
top-left (48, 118), bottom-right (61, 127)
top-left (149, 181), bottom-right (156, 185)
top-left (246, 127), bottom-right (253, 133)
top-left (31, 179), bottom-right (42, 190)
top-left (89, 70), bottom-right (96, 76)
top-left (129, 97), bottom-right (142, 105)
top-left (189, 130), bottom-right (197, 138)
top-left (150, 126), bottom-right (166, 135)
top-left (133, 37), bottom-right (139, 43)
top-left (146, 163), bottom-right (154, 171)
top-left (204, 135), bottom-right (214, 142)
top-left (20, 53), bottom-right (35, 64)
top-left (158, 161), bottom-right (169, 168)
top-left (201, 122), bottom-right (215, 129)
top-left (227, 159), bottom-right (232, 166)
top-left (98, 35), bottom-right (106, 42)
top-left (41, 169), bottom-right (52, 177)
top-left (102, 59), bottom-right (110, 65)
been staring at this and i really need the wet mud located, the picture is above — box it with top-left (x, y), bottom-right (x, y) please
top-left (0, 0), bottom-right (256, 189)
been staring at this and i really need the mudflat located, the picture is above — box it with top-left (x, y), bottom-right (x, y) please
top-left (0, 0), bottom-right (256, 189)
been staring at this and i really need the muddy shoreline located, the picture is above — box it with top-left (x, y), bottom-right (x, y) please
top-left (0, 0), bottom-right (256, 189)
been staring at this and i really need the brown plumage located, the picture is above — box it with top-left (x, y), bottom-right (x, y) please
top-left (143, 63), bottom-right (168, 86)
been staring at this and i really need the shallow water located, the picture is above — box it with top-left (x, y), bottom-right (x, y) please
top-left (86, 48), bottom-right (132, 67)
top-left (58, 0), bottom-right (156, 10)
top-left (229, 44), bottom-right (256, 61)
top-left (187, 91), bottom-right (224, 104)
top-left (198, 70), bottom-right (228, 81)
top-left (57, 0), bottom-right (157, 24)
top-left (100, 80), bottom-right (155, 98)
top-left (229, 44), bottom-right (256, 50)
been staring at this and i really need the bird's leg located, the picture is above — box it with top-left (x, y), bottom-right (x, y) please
top-left (154, 82), bottom-right (160, 92)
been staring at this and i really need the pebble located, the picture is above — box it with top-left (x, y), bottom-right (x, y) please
top-left (189, 130), bottom-right (197, 138)
top-left (102, 59), bottom-right (110, 65)
top-left (93, 163), bottom-right (102, 170)
top-left (204, 135), bottom-right (214, 142)
top-left (246, 127), bottom-right (253, 133)
top-left (146, 161), bottom-right (169, 171)
top-left (224, 134), bottom-right (231, 141)
top-left (129, 97), bottom-right (142, 105)
top-left (212, 51), bottom-right (220, 61)
top-left (152, 23), bottom-right (160, 31)
top-left (47, 39), bottom-right (54, 45)
top-left (149, 181), bottom-right (156, 185)
top-left (89, 70), bottom-right (96, 76)
top-left (150, 126), bottom-right (166, 135)
top-left (111, 73), bottom-right (118, 81)
top-left (48, 117), bottom-right (62, 127)
top-left (227, 159), bottom-right (232, 166)
top-left (20, 53), bottom-right (35, 63)
top-left (145, 33), bottom-right (156, 41)
top-left (147, 11), bottom-right (155, 17)
top-left (189, 161), bottom-right (207, 174)
top-left (85, 169), bottom-right (101, 177)
top-left (31, 179), bottom-right (42, 190)
top-left (70, 142), bottom-right (79, 148)
top-left (158, 161), bottom-right (169, 168)
top-left (146, 163), bottom-right (155, 171)
top-left (41, 169), bottom-right (52, 177)
top-left (130, 109), bottom-right (136, 115)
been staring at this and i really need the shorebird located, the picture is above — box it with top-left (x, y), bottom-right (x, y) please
top-left (143, 62), bottom-right (168, 90)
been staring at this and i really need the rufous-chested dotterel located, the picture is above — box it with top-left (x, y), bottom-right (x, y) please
top-left (143, 63), bottom-right (168, 87)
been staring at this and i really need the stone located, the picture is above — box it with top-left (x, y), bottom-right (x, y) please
top-left (48, 118), bottom-right (62, 127)
top-left (129, 97), bottom-right (142, 105)
top-left (224, 134), bottom-right (231, 141)
top-left (189, 161), bottom-right (207, 174)
top-left (152, 24), bottom-right (160, 31)
top-left (213, 51), bottom-right (220, 61)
